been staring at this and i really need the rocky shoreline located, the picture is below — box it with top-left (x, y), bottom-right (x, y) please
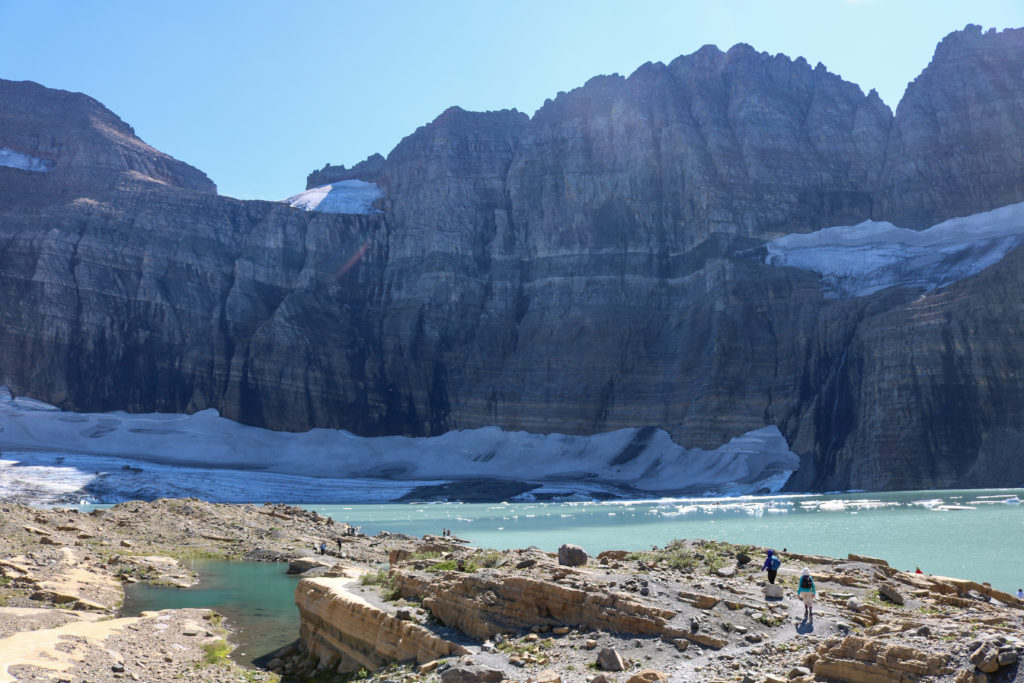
top-left (1, 499), bottom-right (1022, 682)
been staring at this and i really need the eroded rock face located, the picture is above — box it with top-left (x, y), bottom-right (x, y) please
top-left (4, 27), bottom-right (1024, 491)
top-left (294, 575), bottom-right (469, 672)
top-left (877, 25), bottom-right (1024, 228)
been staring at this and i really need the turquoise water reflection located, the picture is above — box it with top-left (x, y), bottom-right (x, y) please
top-left (311, 488), bottom-right (1024, 593)
top-left (122, 560), bottom-right (301, 667)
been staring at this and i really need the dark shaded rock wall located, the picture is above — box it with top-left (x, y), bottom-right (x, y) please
top-left (3, 26), bottom-right (1024, 491)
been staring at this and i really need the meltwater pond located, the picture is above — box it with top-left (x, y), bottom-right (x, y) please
top-left (122, 560), bottom-right (302, 667)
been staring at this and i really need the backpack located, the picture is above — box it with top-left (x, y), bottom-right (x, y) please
top-left (769, 556), bottom-right (781, 571)
top-left (800, 575), bottom-right (812, 589)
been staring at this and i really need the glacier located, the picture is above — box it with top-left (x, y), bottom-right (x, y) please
top-left (284, 179), bottom-right (383, 214)
top-left (764, 200), bottom-right (1024, 298)
top-left (0, 387), bottom-right (798, 505)
top-left (0, 147), bottom-right (54, 173)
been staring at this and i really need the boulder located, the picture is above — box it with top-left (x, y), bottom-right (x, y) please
top-left (287, 557), bottom-right (333, 574)
top-left (765, 584), bottom-right (784, 599)
top-left (878, 583), bottom-right (905, 605)
top-left (440, 665), bottom-right (505, 683)
top-left (970, 644), bottom-right (1000, 673)
top-left (389, 549), bottom-right (412, 566)
top-left (536, 670), bottom-right (561, 683)
top-left (677, 590), bottom-right (719, 609)
top-left (558, 544), bottom-right (588, 567)
top-left (597, 550), bottom-right (629, 561)
top-left (596, 648), bottom-right (625, 672)
top-left (626, 670), bottom-right (668, 683)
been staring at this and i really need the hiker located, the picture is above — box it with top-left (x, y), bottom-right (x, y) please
top-left (762, 549), bottom-right (781, 584)
top-left (336, 538), bottom-right (342, 551)
top-left (319, 541), bottom-right (327, 555)
top-left (797, 568), bottom-right (817, 621)
top-left (1017, 588), bottom-right (1023, 602)
top-left (915, 567), bottom-right (923, 574)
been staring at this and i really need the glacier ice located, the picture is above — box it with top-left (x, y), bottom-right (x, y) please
top-left (764, 200), bottom-right (1024, 298)
top-left (0, 386), bottom-right (799, 505)
top-left (284, 179), bottom-right (383, 214)
top-left (0, 147), bottom-right (54, 173)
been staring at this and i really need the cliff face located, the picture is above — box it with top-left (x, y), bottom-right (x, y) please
top-left (4, 26), bottom-right (1024, 492)
top-left (877, 25), bottom-right (1024, 228)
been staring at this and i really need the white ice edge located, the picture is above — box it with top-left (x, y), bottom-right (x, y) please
top-left (764, 200), bottom-right (1024, 298)
top-left (284, 179), bottom-right (383, 214)
top-left (0, 147), bottom-right (53, 173)
top-left (0, 386), bottom-right (798, 505)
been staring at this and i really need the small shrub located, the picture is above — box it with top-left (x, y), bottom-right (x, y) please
top-left (359, 569), bottom-right (401, 600)
top-left (408, 550), bottom-right (442, 561)
top-left (474, 549), bottom-right (505, 568)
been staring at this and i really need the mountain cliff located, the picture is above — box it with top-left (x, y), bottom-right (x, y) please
top-left (3, 25), bottom-right (1024, 492)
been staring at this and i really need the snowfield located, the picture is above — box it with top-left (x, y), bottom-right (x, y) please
top-left (0, 387), bottom-right (798, 505)
top-left (0, 147), bottom-right (54, 173)
top-left (764, 200), bottom-right (1024, 297)
top-left (285, 179), bottom-right (383, 214)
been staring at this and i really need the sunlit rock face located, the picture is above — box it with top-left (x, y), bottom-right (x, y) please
top-left (0, 79), bottom-right (215, 205)
top-left (877, 25), bottom-right (1024, 229)
top-left (4, 26), bottom-right (1024, 493)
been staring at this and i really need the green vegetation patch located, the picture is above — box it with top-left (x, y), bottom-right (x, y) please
top-left (627, 538), bottom-right (752, 573)
top-left (359, 569), bottom-right (401, 601)
top-left (426, 558), bottom-right (479, 573)
top-left (200, 639), bottom-right (232, 666)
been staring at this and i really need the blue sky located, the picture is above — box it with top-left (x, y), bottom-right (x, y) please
top-left (2, 0), bottom-right (1023, 201)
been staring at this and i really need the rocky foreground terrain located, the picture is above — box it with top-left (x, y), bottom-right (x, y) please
top-left (0, 499), bottom-right (1022, 682)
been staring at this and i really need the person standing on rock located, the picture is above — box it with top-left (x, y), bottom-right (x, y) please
top-left (797, 568), bottom-right (817, 622)
top-left (762, 549), bottom-right (781, 584)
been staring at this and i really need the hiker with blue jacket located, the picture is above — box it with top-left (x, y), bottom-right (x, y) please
top-left (797, 567), bottom-right (817, 621)
top-left (762, 549), bottom-right (781, 584)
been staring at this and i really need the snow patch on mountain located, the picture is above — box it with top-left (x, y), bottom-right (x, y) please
top-left (0, 386), bottom-right (799, 505)
top-left (764, 201), bottom-right (1024, 298)
top-left (0, 147), bottom-right (54, 172)
top-left (285, 179), bottom-right (382, 214)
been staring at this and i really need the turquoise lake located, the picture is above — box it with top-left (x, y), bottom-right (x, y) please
top-left (123, 488), bottom-right (1024, 667)
top-left (123, 559), bottom-right (303, 667)
top-left (308, 488), bottom-right (1024, 593)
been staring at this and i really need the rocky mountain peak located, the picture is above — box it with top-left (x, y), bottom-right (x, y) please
top-left (0, 79), bottom-right (215, 206)
top-left (876, 25), bottom-right (1024, 228)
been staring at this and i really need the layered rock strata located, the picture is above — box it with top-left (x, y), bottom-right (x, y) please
top-left (4, 27), bottom-right (1024, 490)
top-left (296, 570), bottom-right (470, 673)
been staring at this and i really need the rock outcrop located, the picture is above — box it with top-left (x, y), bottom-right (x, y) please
top-left (295, 571), bottom-right (470, 673)
top-left (4, 27), bottom-right (1024, 491)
